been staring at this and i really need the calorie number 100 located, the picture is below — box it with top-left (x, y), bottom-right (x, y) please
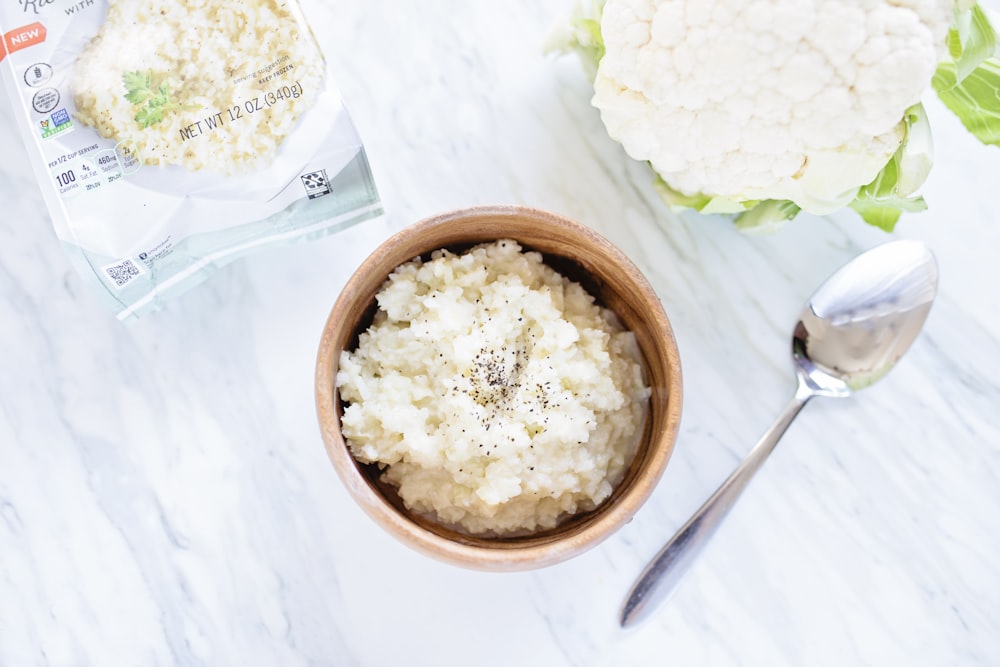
top-left (56, 170), bottom-right (76, 187)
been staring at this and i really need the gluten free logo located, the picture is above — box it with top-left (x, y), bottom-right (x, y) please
top-left (24, 62), bottom-right (52, 86)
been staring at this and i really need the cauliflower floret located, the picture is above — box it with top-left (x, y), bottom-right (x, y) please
top-left (592, 0), bottom-right (953, 214)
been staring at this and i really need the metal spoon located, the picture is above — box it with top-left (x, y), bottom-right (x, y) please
top-left (620, 240), bottom-right (939, 628)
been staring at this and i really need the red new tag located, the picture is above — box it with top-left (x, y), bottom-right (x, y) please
top-left (1, 22), bottom-right (47, 63)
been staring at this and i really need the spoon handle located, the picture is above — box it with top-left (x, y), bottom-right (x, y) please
top-left (619, 382), bottom-right (814, 628)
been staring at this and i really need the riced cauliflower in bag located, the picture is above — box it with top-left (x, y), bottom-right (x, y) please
top-left (1, 0), bottom-right (381, 319)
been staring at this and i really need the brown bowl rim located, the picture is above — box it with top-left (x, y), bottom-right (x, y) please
top-left (315, 204), bottom-right (682, 571)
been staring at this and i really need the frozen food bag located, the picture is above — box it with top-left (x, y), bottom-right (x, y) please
top-left (1, 0), bottom-right (382, 319)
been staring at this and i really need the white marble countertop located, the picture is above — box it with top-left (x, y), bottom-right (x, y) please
top-left (2, 2), bottom-right (999, 665)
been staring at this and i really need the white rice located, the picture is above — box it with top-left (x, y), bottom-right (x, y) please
top-left (74, 0), bottom-right (325, 174)
top-left (337, 240), bottom-right (650, 535)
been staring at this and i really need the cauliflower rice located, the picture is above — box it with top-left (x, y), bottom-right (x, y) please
top-left (74, 0), bottom-right (325, 173)
top-left (337, 240), bottom-right (650, 535)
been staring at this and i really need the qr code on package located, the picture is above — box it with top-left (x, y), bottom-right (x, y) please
top-left (101, 258), bottom-right (145, 289)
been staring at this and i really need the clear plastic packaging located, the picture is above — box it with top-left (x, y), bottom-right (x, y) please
top-left (1, 0), bottom-right (381, 319)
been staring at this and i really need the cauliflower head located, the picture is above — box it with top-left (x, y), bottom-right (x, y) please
top-left (595, 0), bottom-right (949, 216)
top-left (554, 0), bottom-right (1000, 230)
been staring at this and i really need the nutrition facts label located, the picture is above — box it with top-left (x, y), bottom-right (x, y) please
top-left (51, 140), bottom-right (141, 199)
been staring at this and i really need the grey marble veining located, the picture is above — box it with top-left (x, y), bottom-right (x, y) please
top-left (2, 1), bottom-right (999, 665)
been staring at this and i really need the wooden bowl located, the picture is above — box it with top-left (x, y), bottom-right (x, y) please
top-left (315, 205), bottom-right (682, 570)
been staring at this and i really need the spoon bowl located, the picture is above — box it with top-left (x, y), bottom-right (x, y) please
top-left (620, 240), bottom-right (939, 628)
top-left (795, 240), bottom-right (938, 395)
